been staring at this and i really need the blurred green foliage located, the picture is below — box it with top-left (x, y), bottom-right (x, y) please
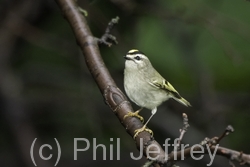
top-left (1, 0), bottom-right (250, 166)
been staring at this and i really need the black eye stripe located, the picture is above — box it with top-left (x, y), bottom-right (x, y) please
top-left (134, 56), bottom-right (141, 60)
top-left (130, 51), bottom-right (141, 55)
top-left (126, 50), bottom-right (145, 61)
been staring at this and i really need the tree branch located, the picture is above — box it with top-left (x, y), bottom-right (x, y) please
top-left (167, 126), bottom-right (250, 166)
top-left (55, 0), bottom-right (167, 164)
top-left (55, 0), bottom-right (250, 166)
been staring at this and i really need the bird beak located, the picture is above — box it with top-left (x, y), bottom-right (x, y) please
top-left (124, 56), bottom-right (132, 60)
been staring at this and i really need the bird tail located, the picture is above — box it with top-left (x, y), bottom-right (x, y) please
top-left (163, 80), bottom-right (191, 107)
top-left (173, 96), bottom-right (191, 107)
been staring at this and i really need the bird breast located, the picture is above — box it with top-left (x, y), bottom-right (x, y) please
top-left (124, 69), bottom-right (169, 110)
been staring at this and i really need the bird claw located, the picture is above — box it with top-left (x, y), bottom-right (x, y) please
top-left (133, 125), bottom-right (153, 139)
top-left (123, 110), bottom-right (144, 123)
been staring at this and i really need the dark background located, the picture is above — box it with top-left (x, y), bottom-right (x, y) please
top-left (1, 0), bottom-right (250, 166)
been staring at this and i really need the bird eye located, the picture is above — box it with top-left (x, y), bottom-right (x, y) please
top-left (134, 56), bottom-right (141, 60)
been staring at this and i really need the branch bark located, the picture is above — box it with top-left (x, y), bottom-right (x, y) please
top-left (55, 0), bottom-right (166, 164)
top-left (55, 0), bottom-right (250, 166)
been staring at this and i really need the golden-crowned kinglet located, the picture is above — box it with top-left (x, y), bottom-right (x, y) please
top-left (123, 49), bottom-right (191, 138)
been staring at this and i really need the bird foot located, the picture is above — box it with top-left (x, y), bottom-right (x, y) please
top-left (133, 125), bottom-right (153, 139)
top-left (123, 110), bottom-right (144, 123)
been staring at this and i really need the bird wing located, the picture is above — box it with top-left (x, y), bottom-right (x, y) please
top-left (149, 78), bottom-right (181, 98)
top-left (148, 77), bottom-right (191, 107)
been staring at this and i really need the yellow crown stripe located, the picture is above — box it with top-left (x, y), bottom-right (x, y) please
top-left (128, 49), bottom-right (139, 54)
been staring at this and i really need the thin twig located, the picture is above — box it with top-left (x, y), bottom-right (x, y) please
top-left (208, 125), bottom-right (234, 146)
top-left (177, 113), bottom-right (190, 150)
top-left (216, 125), bottom-right (234, 144)
top-left (98, 16), bottom-right (119, 47)
top-left (229, 160), bottom-right (236, 167)
top-left (168, 113), bottom-right (190, 167)
top-left (178, 113), bottom-right (190, 143)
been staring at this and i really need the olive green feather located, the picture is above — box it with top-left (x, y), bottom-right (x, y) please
top-left (151, 79), bottom-right (191, 107)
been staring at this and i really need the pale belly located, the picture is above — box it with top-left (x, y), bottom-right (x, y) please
top-left (124, 72), bottom-right (169, 110)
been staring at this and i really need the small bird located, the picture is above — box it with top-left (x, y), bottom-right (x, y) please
top-left (123, 49), bottom-right (191, 138)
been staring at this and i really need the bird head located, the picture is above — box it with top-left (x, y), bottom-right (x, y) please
top-left (124, 49), bottom-right (151, 70)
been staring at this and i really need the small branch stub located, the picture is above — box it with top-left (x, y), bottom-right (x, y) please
top-left (215, 125), bottom-right (234, 144)
top-left (78, 7), bottom-right (88, 16)
top-left (98, 16), bottom-right (119, 47)
top-left (177, 113), bottom-right (190, 149)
